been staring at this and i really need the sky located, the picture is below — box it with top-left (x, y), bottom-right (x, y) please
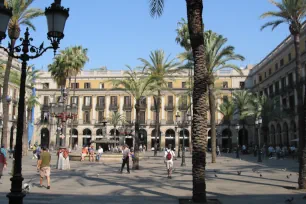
top-left (4, 0), bottom-right (291, 71)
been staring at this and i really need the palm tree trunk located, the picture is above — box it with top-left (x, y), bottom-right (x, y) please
top-left (1, 39), bottom-right (16, 148)
top-left (292, 33), bottom-right (306, 189)
top-left (114, 126), bottom-right (117, 146)
top-left (154, 94), bottom-right (160, 156)
top-left (133, 101), bottom-right (140, 169)
top-left (209, 83), bottom-right (216, 163)
top-left (186, 0), bottom-right (207, 202)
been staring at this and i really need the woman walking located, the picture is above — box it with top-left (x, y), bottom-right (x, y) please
top-left (0, 151), bottom-right (7, 183)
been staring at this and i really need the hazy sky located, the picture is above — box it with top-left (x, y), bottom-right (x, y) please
top-left (4, 0), bottom-right (290, 71)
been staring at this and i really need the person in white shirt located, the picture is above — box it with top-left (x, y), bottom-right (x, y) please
top-left (268, 145), bottom-right (274, 158)
top-left (164, 144), bottom-right (175, 179)
top-left (96, 146), bottom-right (103, 162)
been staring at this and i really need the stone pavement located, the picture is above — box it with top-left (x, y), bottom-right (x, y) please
top-left (0, 152), bottom-right (305, 204)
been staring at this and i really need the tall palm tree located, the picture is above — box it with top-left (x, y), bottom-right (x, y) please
top-left (260, 0), bottom-right (306, 189)
top-left (218, 99), bottom-right (235, 151)
top-left (149, 0), bottom-right (208, 201)
top-left (108, 112), bottom-right (125, 146)
top-left (112, 66), bottom-right (154, 170)
top-left (139, 49), bottom-right (180, 156)
top-left (178, 29), bottom-right (245, 163)
top-left (48, 46), bottom-right (88, 147)
top-left (1, 0), bottom-right (44, 148)
top-left (232, 90), bottom-right (254, 147)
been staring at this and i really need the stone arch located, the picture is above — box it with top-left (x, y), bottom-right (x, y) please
top-left (222, 128), bottom-right (232, 149)
top-left (165, 129), bottom-right (175, 150)
top-left (179, 129), bottom-right (189, 148)
top-left (290, 120), bottom-right (297, 145)
top-left (276, 123), bottom-right (282, 145)
top-left (83, 128), bottom-right (92, 147)
top-left (151, 129), bottom-right (161, 150)
top-left (283, 122), bottom-right (289, 146)
top-left (270, 125), bottom-right (276, 145)
top-left (238, 128), bottom-right (248, 147)
top-left (69, 128), bottom-right (78, 148)
top-left (139, 129), bottom-right (147, 148)
top-left (41, 128), bottom-right (50, 148)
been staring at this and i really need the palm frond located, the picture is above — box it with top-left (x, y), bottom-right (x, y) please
top-left (149, 0), bottom-right (164, 18)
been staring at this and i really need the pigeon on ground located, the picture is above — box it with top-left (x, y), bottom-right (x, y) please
top-left (260, 174), bottom-right (263, 178)
top-left (22, 183), bottom-right (32, 194)
top-left (214, 169), bottom-right (217, 173)
top-left (281, 168), bottom-right (287, 171)
top-left (252, 169), bottom-right (255, 172)
top-left (289, 174), bottom-right (292, 176)
top-left (286, 175), bottom-right (290, 179)
top-left (237, 171), bottom-right (242, 175)
top-left (285, 197), bottom-right (294, 203)
top-left (215, 174), bottom-right (218, 178)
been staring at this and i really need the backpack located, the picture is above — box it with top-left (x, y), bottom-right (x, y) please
top-left (166, 151), bottom-right (172, 160)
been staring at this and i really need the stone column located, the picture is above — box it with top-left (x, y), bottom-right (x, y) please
top-left (78, 96), bottom-right (83, 123)
top-left (147, 133), bottom-right (151, 150)
top-left (92, 96), bottom-right (97, 124)
top-left (92, 133), bottom-right (96, 149)
top-left (147, 97), bottom-right (151, 120)
top-left (161, 131), bottom-right (165, 150)
top-left (106, 95), bottom-right (110, 118)
top-left (175, 129), bottom-right (179, 154)
top-left (175, 96), bottom-right (179, 114)
top-left (161, 96), bottom-right (165, 120)
top-left (78, 130), bottom-right (83, 149)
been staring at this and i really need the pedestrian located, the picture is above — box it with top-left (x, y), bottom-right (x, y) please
top-left (242, 145), bottom-right (246, 154)
top-left (120, 145), bottom-right (130, 174)
top-left (89, 145), bottom-right (95, 162)
top-left (216, 146), bottom-right (221, 156)
top-left (268, 145), bottom-right (274, 158)
top-left (290, 145), bottom-right (296, 159)
top-left (164, 144), bottom-right (175, 179)
top-left (81, 147), bottom-right (88, 161)
top-left (0, 145), bottom-right (7, 159)
top-left (96, 146), bottom-right (103, 162)
top-left (36, 145), bottom-right (41, 161)
top-left (0, 150), bottom-right (7, 183)
top-left (143, 145), bottom-right (146, 153)
top-left (37, 146), bottom-right (51, 189)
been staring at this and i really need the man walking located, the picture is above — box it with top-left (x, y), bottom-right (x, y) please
top-left (120, 145), bottom-right (130, 174)
top-left (37, 146), bottom-right (51, 189)
top-left (164, 144), bottom-right (175, 179)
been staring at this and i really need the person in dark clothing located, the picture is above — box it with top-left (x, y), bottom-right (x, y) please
top-left (120, 145), bottom-right (130, 174)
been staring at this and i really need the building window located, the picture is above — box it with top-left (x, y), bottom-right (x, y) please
top-left (223, 81), bottom-right (228, 88)
top-left (84, 111), bottom-right (90, 124)
top-left (126, 111), bottom-right (131, 122)
top-left (43, 83), bottom-right (49, 89)
top-left (253, 79), bottom-right (256, 85)
top-left (264, 72), bottom-right (267, 78)
top-left (275, 63), bottom-right (279, 70)
top-left (140, 96), bottom-right (146, 106)
top-left (259, 75), bottom-right (262, 82)
top-left (124, 96), bottom-right (131, 105)
top-left (289, 95), bottom-right (295, 110)
top-left (288, 73), bottom-right (293, 86)
top-left (282, 98), bottom-right (287, 108)
top-left (269, 68), bottom-right (272, 76)
top-left (98, 96), bottom-right (105, 106)
top-left (71, 83), bottom-right (79, 89)
top-left (288, 53), bottom-right (292, 61)
top-left (43, 96), bottom-right (49, 105)
top-left (168, 95), bottom-right (173, 106)
top-left (275, 81), bottom-right (279, 94)
top-left (269, 85), bottom-right (273, 94)
top-left (84, 96), bottom-right (91, 106)
top-left (111, 96), bottom-right (117, 105)
top-left (168, 82), bottom-right (173, 88)
top-left (167, 111), bottom-right (173, 123)
top-left (12, 105), bottom-right (16, 117)
top-left (280, 59), bottom-right (284, 66)
top-left (223, 95), bottom-right (228, 102)
top-left (181, 95), bottom-right (187, 105)
top-left (264, 88), bottom-right (268, 96)
top-left (84, 82), bottom-right (91, 89)
top-left (71, 96), bottom-right (78, 105)
top-left (182, 82), bottom-right (186, 88)
top-left (281, 78), bottom-right (286, 89)
top-left (240, 82), bottom-right (245, 89)
top-left (99, 83), bottom-right (104, 89)
top-left (98, 111), bottom-right (104, 122)
top-left (140, 111), bottom-right (145, 124)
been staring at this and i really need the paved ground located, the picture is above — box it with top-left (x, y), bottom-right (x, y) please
top-left (0, 152), bottom-right (305, 204)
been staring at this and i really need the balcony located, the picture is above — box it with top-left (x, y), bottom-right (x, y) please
top-left (95, 103), bottom-right (105, 111)
top-left (166, 120), bottom-right (174, 125)
top-left (41, 104), bottom-right (50, 112)
top-left (178, 104), bottom-right (188, 111)
top-left (94, 121), bottom-right (107, 127)
top-left (150, 120), bottom-right (156, 127)
top-left (109, 104), bottom-right (118, 111)
top-left (139, 120), bottom-right (146, 125)
top-left (123, 104), bottom-right (132, 111)
top-left (67, 120), bottom-right (79, 127)
top-left (164, 104), bottom-right (175, 111)
top-left (82, 104), bottom-right (92, 111)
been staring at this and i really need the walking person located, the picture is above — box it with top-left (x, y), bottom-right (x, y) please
top-left (96, 146), bottom-right (103, 162)
top-left (0, 150), bottom-right (7, 184)
top-left (164, 144), bottom-right (175, 179)
top-left (37, 147), bottom-right (51, 189)
top-left (120, 145), bottom-right (130, 174)
top-left (216, 146), bottom-right (221, 156)
top-left (89, 146), bottom-right (95, 162)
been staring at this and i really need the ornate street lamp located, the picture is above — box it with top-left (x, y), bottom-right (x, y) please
top-left (256, 116), bottom-right (262, 162)
top-left (235, 124), bottom-right (240, 159)
top-left (0, 1), bottom-right (69, 203)
top-left (176, 112), bottom-right (191, 167)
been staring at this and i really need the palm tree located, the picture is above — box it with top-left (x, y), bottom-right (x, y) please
top-left (139, 50), bottom-right (180, 156)
top-left (232, 90), bottom-right (254, 147)
top-left (218, 99), bottom-right (235, 151)
top-left (178, 29), bottom-right (245, 163)
top-left (48, 46), bottom-right (88, 147)
top-left (260, 0), bottom-right (306, 189)
top-left (1, 0), bottom-right (44, 148)
top-left (149, 0), bottom-right (208, 201)
top-left (108, 112), bottom-right (125, 146)
top-left (112, 66), bottom-right (154, 170)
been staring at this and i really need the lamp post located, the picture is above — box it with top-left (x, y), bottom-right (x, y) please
top-left (0, 1), bottom-right (69, 203)
top-left (256, 117), bottom-right (262, 162)
top-left (235, 124), bottom-right (240, 159)
top-left (176, 112), bottom-right (191, 167)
